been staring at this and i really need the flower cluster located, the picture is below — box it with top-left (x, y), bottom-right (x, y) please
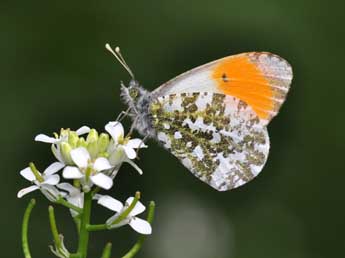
top-left (17, 121), bottom-right (152, 235)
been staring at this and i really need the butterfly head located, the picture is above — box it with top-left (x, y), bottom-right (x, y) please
top-left (120, 79), bottom-right (145, 108)
top-left (105, 43), bottom-right (153, 136)
top-left (127, 79), bottom-right (140, 100)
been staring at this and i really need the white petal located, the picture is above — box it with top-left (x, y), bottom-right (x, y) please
top-left (126, 139), bottom-right (147, 149)
top-left (108, 148), bottom-right (126, 166)
top-left (110, 167), bottom-right (120, 179)
top-left (43, 162), bottom-right (65, 176)
top-left (76, 126), bottom-right (90, 135)
top-left (125, 159), bottom-right (143, 175)
top-left (40, 185), bottom-right (60, 202)
top-left (63, 166), bottom-right (84, 179)
top-left (126, 197), bottom-right (146, 216)
top-left (70, 147), bottom-right (90, 168)
top-left (17, 185), bottom-right (39, 198)
top-left (57, 183), bottom-right (80, 195)
top-left (20, 167), bottom-right (36, 181)
top-left (43, 174), bottom-right (60, 185)
top-left (123, 146), bottom-right (136, 159)
top-left (35, 134), bottom-right (59, 143)
top-left (93, 157), bottom-right (112, 172)
top-left (67, 191), bottom-right (84, 215)
top-left (90, 173), bottom-right (113, 190)
top-left (129, 217), bottom-right (152, 235)
top-left (97, 195), bottom-right (123, 212)
top-left (68, 193), bottom-right (83, 208)
top-left (51, 145), bottom-right (64, 163)
top-left (105, 122), bottom-right (124, 142)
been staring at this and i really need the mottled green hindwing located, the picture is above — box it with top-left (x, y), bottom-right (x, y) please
top-left (149, 92), bottom-right (270, 191)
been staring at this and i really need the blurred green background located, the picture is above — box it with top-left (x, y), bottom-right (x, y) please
top-left (1, 0), bottom-right (345, 257)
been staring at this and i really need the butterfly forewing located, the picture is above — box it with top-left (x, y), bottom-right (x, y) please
top-left (149, 92), bottom-right (270, 191)
top-left (152, 52), bottom-right (292, 125)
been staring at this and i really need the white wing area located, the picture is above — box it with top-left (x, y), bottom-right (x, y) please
top-left (151, 60), bottom-right (219, 97)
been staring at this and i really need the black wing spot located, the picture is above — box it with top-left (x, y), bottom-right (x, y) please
top-left (222, 73), bottom-right (229, 82)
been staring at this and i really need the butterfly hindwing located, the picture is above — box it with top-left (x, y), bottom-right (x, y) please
top-left (149, 92), bottom-right (270, 191)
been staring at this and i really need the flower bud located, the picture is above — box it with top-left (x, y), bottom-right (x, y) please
top-left (60, 142), bottom-right (73, 164)
top-left (86, 129), bottom-right (98, 143)
top-left (68, 131), bottom-right (79, 148)
top-left (98, 152), bottom-right (109, 158)
top-left (77, 137), bottom-right (87, 148)
top-left (98, 133), bottom-right (110, 153)
top-left (86, 129), bottom-right (99, 158)
top-left (60, 128), bottom-right (70, 138)
top-left (87, 141), bottom-right (98, 159)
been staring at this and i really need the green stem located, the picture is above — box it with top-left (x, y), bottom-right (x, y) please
top-left (101, 242), bottom-right (112, 258)
top-left (86, 223), bottom-right (108, 231)
top-left (122, 201), bottom-right (156, 258)
top-left (77, 191), bottom-right (92, 258)
top-left (113, 191), bottom-right (140, 225)
top-left (73, 215), bottom-right (81, 235)
top-left (29, 162), bottom-right (44, 182)
top-left (48, 206), bottom-right (62, 250)
top-left (22, 199), bottom-right (36, 258)
top-left (56, 197), bottom-right (83, 213)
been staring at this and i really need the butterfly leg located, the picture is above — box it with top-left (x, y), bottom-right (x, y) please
top-left (115, 107), bottom-right (132, 122)
top-left (126, 116), bottom-right (138, 137)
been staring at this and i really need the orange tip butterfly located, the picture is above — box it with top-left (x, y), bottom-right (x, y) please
top-left (106, 43), bottom-right (293, 191)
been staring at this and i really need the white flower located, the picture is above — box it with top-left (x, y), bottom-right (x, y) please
top-left (105, 121), bottom-right (146, 174)
top-left (62, 147), bottom-right (113, 191)
top-left (35, 126), bottom-right (90, 144)
top-left (97, 195), bottom-right (152, 235)
top-left (57, 183), bottom-right (83, 217)
top-left (17, 162), bottom-right (64, 201)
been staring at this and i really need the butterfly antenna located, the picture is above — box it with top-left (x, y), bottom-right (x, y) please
top-left (105, 43), bottom-right (135, 80)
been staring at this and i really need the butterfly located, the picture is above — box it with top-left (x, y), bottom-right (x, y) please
top-left (106, 44), bottom-right (293, 191)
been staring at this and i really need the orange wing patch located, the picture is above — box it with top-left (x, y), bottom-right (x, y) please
top-left (212, 52), bottom-right (292, 124)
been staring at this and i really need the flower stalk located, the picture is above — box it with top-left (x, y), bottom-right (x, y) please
top-left (55, 197), bottom-right (83, 213)
top-left (29, 163), bottom-right (44, 182)
top-left (22, 199), bottom-right (36, 258)
top-left (101, 243), bottom-right (112, 258)
top-left (77, 191), bottom-right (92, 258)
top-left (48, 206), bottom-right (71, 258)
top-left (112, 191), bottom-right (140, 225)
top-left (48, 206), bottom-right (62, 250)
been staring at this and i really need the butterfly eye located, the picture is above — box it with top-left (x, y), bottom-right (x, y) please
top-left (129, 87), bottom-right (139, 99)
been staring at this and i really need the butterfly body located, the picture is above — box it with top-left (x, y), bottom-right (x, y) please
top-left (119, 51), bottom-right (292, 191)
top-left (120, 80), bottom-right (155, 137)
